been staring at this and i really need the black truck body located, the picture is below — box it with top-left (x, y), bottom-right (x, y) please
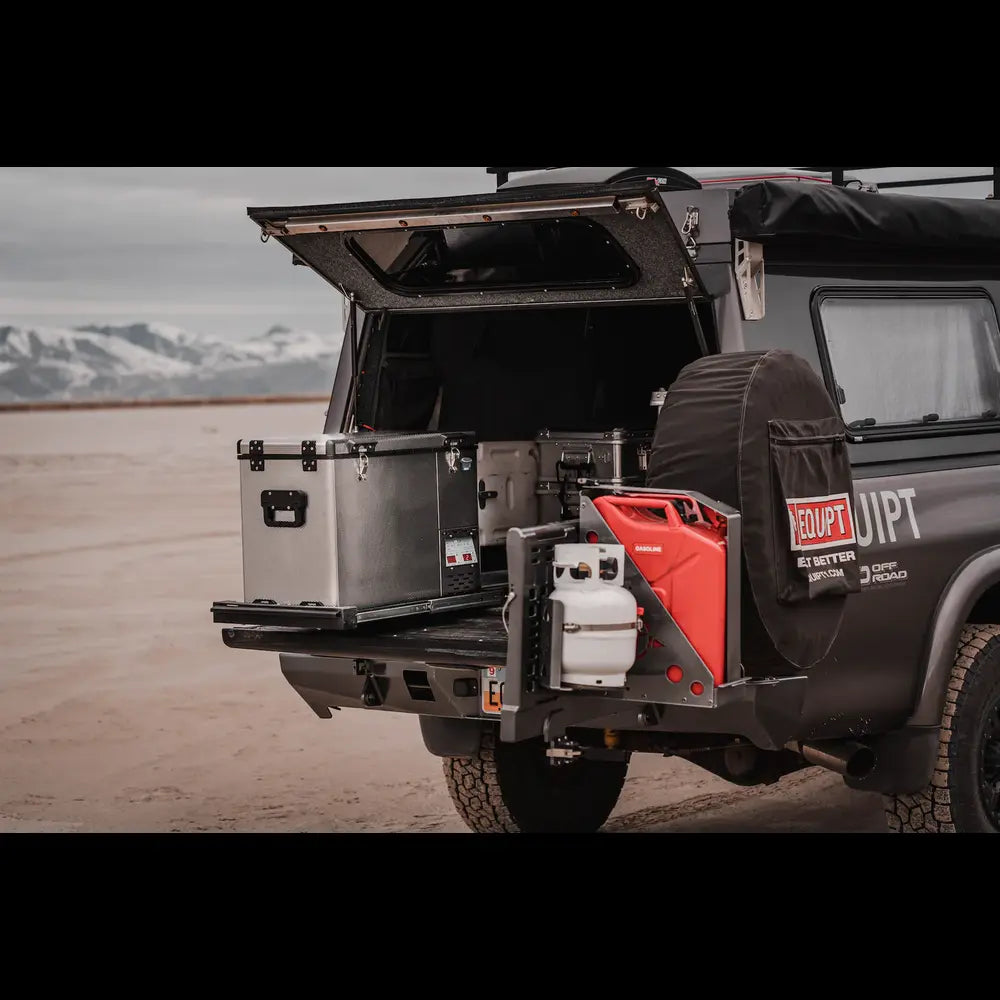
top-left (214, 167), bottom-right (1000, 833)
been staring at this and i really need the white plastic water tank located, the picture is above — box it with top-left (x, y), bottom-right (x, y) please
top-left (551, 542), bottom-right (638, 689)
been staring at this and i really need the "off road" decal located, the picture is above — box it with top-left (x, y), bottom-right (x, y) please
top-left (859, 561), bottom-right (908, 586)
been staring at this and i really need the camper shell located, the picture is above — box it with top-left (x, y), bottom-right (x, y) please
top-left (213, 166), bottom-right (1000, 834)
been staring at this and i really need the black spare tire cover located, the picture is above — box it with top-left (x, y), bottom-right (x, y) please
top-left (646, 350), bottom-right (860, 672)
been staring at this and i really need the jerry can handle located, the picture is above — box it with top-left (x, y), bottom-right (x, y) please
top-left (596, 493), bottom-right (686, 527)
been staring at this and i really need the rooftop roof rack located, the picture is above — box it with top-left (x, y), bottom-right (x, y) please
top-left (486, 167), bottom-right (1000, 198)
top-left (801, 167), bottom-right (999, 199)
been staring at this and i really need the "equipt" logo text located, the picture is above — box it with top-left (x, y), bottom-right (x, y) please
top-left (786, 493), bottom-right (855, 551)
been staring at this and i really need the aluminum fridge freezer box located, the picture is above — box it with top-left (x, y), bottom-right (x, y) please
top-left (238, 431), bottom-right (479, 609)
top-left (476, 440), bottom-right (541, 547)
top-left (535, 428), bottom-right (652, 520)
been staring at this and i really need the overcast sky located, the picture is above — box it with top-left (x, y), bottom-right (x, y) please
top-left (0, 167), bottom-right (992, 341)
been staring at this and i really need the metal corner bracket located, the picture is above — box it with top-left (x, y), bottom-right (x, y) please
top-left (734, 239), bottom-right (765, 320)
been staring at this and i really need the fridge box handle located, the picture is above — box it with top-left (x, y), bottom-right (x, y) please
top-left (260, 490), bottom-right (308, 528)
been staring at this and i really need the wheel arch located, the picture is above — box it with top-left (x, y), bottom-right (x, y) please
top-left (909, 544), bottom-right (1000, 727)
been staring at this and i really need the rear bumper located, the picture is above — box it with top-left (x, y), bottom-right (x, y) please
top-left (278, 654), bottom-right (492, 721)
top-left (272, 649), bottom-right (808, 750)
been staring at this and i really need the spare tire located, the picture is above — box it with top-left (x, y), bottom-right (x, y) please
top-left (646, 350), bottom-right (860, 673)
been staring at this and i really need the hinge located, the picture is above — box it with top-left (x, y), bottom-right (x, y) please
top-left (681, 206), bottom-right (700, 259)
top-left (301, 439), bottom-right (317, 472)
top-left (734, 239), bottom-right (766, 321)
top-left (249, 439), bottom-right (265, 472)
top-left (617, 195), bottom-right (658, 219)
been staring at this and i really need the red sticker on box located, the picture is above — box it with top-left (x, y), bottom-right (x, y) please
top-left (786, 494), bottom-right (855, 551)
top-left (444, 536), bottom-right (478, 566)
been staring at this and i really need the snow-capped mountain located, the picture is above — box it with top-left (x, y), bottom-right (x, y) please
top-left (0, 322), bottom-right (344, 402)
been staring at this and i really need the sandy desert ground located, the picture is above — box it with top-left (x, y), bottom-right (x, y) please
top-left (0, 402), bottom-right (887, 833)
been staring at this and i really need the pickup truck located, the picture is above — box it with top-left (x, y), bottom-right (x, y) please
top-left (213, 166), bottom-right (1000, 834)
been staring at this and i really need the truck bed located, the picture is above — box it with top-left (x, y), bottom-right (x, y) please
top-left (220, 607), bottom-right (509, 666)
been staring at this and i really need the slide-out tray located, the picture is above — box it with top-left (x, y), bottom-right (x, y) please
top-left (212, 582), bottom-right (508, 631)
top-left (221, 607), bottom-right (508, 666)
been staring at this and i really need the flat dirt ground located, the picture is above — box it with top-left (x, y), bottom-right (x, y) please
top-left (0, 402), bottom-right (886, 833)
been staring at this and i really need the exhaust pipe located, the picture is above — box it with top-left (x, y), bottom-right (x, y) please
top-left (786, 739), bottom-right (876, 779)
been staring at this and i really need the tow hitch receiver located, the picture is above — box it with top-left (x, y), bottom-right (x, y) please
top-left (356, 659), bottom-right (387, 707)
top-left (546, 737), bottom-right (584, 765)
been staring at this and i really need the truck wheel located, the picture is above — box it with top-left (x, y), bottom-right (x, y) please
top-left (884, 625), bottom-right (1000, 833)
top-left (442, 727), bottom-right (629, 833)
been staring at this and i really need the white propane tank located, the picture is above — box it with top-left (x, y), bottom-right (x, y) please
top-left (551, 542), bottom-right (639, 689)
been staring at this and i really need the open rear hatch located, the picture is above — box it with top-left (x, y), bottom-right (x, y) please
top-left (214, 181), bottom-right (711, 631)
top-left (247, 180), bottom-right (707, 311)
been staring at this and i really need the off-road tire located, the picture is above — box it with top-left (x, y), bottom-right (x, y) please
top-left (443, 727), bottom-right (629, 833)
top-left (884, 625), bottom-right (1000, 833)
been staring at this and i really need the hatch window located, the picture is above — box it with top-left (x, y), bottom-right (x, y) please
top-left (347, 217), bottom-right (638, 295)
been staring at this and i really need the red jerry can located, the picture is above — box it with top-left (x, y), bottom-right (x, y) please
top-left (592, 494), bottom-right (727, 686)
